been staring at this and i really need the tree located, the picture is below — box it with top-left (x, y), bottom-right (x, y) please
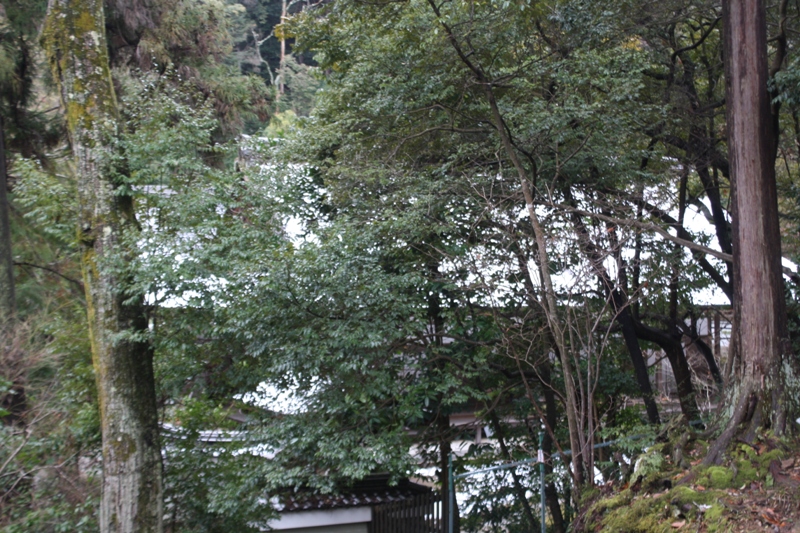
top-left (705, 0), bottom-right (800, 463)
top-left (286, 0), bottom-right (686, 488)
top-left (42, 1), bottom-right (162, 531)
top-left (0, 116), bottom-right (14, 325)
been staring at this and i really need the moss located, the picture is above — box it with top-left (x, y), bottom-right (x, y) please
top-left (757, 449), bottom-right (784, 470)
top-left (669, 485), bottom-right (717, 506)
top-left (590, 466), bottom-right (737, 533)
top-left (696, 466), bottom-right (734, 489)
top-left (738, 443), bottom-right (757, 460)
top-left (76, 9), bottom-right (98, 33)
top-left (590, 489), bottom-right (632, 514)
top-left (733, 459), bottom-right (758, 487)
top-left (579, 486), bottom-right (600, 509)
top-left (596, 493), bottom-right (672, 533)
top-left (703, 504), bottom-right (727, 532)
top-left (111, 433), bottom-right (137, 462)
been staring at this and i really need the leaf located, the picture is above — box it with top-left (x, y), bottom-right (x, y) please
top-left (760, 510), bottom-right (784, 527)
top-left (670, 520), bottom-right (686, 529)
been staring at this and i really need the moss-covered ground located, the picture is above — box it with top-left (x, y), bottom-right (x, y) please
top-left (578, 434), bottom-right (800, 532)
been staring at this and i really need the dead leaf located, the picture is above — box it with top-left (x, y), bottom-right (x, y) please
top-left (671, 520), bottom-right (686, 529)
top-left (695, 485), bottom-right (706, 491)
top-left (761, 510), bottom-right (784, 527)
top-left (768, 460), bottom-right (800, 489)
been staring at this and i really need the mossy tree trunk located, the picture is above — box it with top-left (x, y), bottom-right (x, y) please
top-left (706, 0), bottom-right (799, 464)
top-left (42, 1), bottom-right (163, 530)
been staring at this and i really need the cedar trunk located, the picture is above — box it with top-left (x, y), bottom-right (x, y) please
top-left (706, 0), bottom-right (798, 463)
top-left (42, 0), bottom-right (163, 530)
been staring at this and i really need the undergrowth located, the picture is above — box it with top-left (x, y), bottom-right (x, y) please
top-left (579, 430), bottom-right (800, 533)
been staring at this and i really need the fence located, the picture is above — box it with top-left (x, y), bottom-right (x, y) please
top-left (447, 432), bottom-right (654, 533)
top-left (373, 491), bottom-right (444, 533)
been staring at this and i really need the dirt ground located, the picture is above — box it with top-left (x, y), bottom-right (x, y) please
top-left (692, 463), bottom-right (800, 532)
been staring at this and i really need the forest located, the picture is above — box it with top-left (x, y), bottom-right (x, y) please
top-left (1, 0), bottom-right (799, 531)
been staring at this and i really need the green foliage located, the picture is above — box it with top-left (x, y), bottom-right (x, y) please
top-left (12, 157), bottom-right (77, 247)
top-left (14, 0), bottom-right (800, 530)
top-left (0, 316), bottom-right (98, 533)
top-left (0, 0), bottom-right (62, 157)
top-left (264, 109), bottom-right (297, 137)
top-left (275, 55), bottom-right (321, 115)
top-left (456, 440), bottom-right (544, 533)
top-left (633, 450), bottom-right (665, 480)
top-left (161, 400), bottom-right (270, 533)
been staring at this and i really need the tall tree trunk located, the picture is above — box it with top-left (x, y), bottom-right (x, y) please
top-left (42, 1), bottom-right (163, 531)
top-left (512, 241), bottom-right (567, 533)
top-left (706, 0), bottom-right (798, 463)
top-left (640, 328), bottom-right (701, 424)
top-left (540, 363), bottom-right (566, 533)
top-left (0, 116), bottom-right (22, 426)
top-left (0, 117), bottom-right (15, 324)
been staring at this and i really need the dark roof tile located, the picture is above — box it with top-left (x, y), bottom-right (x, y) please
top-left (277, 475), bottom-right (433, 512)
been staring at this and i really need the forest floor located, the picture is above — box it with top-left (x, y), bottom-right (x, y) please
top-left (578, 433), bottom-right (800, 532)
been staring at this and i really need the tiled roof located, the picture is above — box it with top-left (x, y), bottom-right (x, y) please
top-left (277, 475), bottom-right (433, 512)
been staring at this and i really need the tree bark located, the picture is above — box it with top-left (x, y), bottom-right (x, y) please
top-left (0, 117), bottom-right (15, 325)
top-left (43, 1), bottom-right (163, 531)
top-left (0, 116), bottom-right (22, 426)
top-left (706, 0), bottom-right (798, 464)
top-left (633, 322), bottom-right (701, 424)
top-left (540, 363), bottom-right (566, 533)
